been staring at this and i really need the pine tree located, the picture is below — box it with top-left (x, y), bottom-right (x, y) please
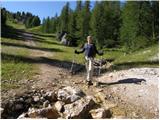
top-left (45, 17), bottom-right (51, 33)
top-left (51, 14), bottom-right (59, 33)
top-left (90, 1), bottom-right (121, 48)
top-left (68, 11), bottom-right (77, 42)
top-left (31, 16), bottom-right (41, 27)
top-left (1, 8), bottom-right (7, 25)
top-left (25, 17), bottom-right (33, 28)
top-left (120, 1), bottom-right (156, 51)
top-left (42, 18), bottom-right (46, 32)
top-left (60, 2), bottom-right (70, 32)
top-left (102, 1), bottom-right (121, 48)
top-left (81, 1), bottom-right (91, 40)
top-left (75, 0), bottom-right (82, 40)
top-left (151, 1), bottom-right (159, 41)
top-left (90, 2), bottom-right (106, 48)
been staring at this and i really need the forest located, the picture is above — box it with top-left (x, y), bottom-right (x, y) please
top-left (2, 1), bottom-right (159, 52)
top-left (41, 1), bottom-right (159, 51)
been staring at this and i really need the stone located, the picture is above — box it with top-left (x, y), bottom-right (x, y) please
top-left (15, 103), bottom-right (24, 110)
top-left (43, 100), bottom-right (50, 108)
top-left (94, 92), bottom-right (106, 103)
top-left (25, 98), bottom-right (32, 104)
top-left (19, 98), bottom-right (24, 102)
top-left (33, 96), bottom-right (40, 102)
top-left (0, 107), bottom-right (4, 114)
top-left (93, 82), bottom-right (100, 87)
top-left (112, 116), bottom-right (127, 119)
top-left (44, 91), bottom-right (57, 102)
top-left (17, 113), bottom-right (28, 119)
top-left (94, 92), bottom-right (116, 110)
top-left (90, 108), bottom-right (107, 119)
top-left (109, 73), bottom-right (113, 78)
top-left (63, 96), bottom-right (95, 119)
top-left (57, 86), bottom-right (85, 104)
top-left (27, 108), bottom-right (38, 118)
top-left (28, 106), bottom-right (60, 119)
top-left (54, 101), bottom-right (64, 112)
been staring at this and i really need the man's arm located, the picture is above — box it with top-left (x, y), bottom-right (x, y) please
top-left (75, 44), bottom-right (85, 54)
top-left (94, 44), bottom-right (103, 56)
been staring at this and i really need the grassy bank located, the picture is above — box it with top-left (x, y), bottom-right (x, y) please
top-left (1, 22), bottom-right (36, 90)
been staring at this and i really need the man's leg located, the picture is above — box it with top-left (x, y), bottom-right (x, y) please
top-left (87, 58), bottom-right (94, 85)
top-left (86, 60), bottom-right (90, 82)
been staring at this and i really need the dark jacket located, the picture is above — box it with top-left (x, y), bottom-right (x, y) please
top-left (77, 43), bottom-right (102, 58)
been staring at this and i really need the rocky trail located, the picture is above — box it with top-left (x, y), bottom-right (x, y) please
top-left (1, 32), bottom-right (159, 119)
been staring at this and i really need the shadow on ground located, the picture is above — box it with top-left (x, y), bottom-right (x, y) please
top-left (1, 25), bottom-right (60, 45)
top-left (1, 53), bottom-right (85, 73)
top-left (98, 78), bottom-right (146, 86)
top-left (1, 42), bottom-right (63, 52)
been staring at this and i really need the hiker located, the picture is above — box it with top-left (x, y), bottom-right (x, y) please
top-left (75, 36), bottom-right (103, 85)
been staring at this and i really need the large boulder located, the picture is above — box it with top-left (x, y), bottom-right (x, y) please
top-left (63, 96), bottom-right (95, 119)
top-left (54, 101), bottom-right (65, 112)
top-left (25, 106), bottom-right (60, 119)
top-left (57, 86), bottom-right (85, 104)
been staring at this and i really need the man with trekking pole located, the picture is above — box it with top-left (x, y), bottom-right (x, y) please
top-left (75, 36), bottom-right (103, 85)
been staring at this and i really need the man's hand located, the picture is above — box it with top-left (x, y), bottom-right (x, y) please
top-left (75, 50), bottom-right (79, 54)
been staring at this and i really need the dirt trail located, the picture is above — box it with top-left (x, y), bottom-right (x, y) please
top-left (25, 32), bottom-right (159, 118)
top-left (2, 32), bottom-right (159, 119)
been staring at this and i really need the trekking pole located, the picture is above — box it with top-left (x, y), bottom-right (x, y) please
top-left (70, 53), bottom-right (75, 75)
top-left (98, 55), bottom-right (103, 76)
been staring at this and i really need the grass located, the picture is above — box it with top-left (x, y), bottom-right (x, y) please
top-left (6, 20), bottom-right (25, 30)
top-left (1, 37), bottom-right (34, 90)
top-left (27, 26), bottom-right (42, 34)
top-left (114, 44), bottom-right (159, 64)
top-left (35, 34), bottom-right (86, 64)
top-left (33, 33), bottom-right (159, 68)
top-left (1, 32), bottom-right (36, 91)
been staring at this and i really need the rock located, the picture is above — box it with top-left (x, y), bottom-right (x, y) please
top-left (19, 98), bottom-right (24, 102)
top-left (25, 98), bottom-right (32, 104)
top-left (44, 91), bottom-right (57, 102)
top-left (40, 97), bottom-right (45, 102)
top-left (54, 101), bottom-right (64, 112)
top-left (0, 107), bottom-right (4, 114)
top-left (93, 82), bottom-right (100, 87)
top-left (28, 108), bottom-right (37, 118)
top-left (43, 100), bottom-right (50, 108)
top-left (15, 103), bottom-right (24, 110)
top-left (109, 73), bottom-right (113, 78)
top-left (94, 92), bottom-right (106, 103)
top-left (57, 86), bottom-right (85, 104)
top-left (94, 92), bottom-right (116, 110)
top-left (90, 108), bottom-right (107, 119)
top-left (17, 113), bottom-right (28, 119)
top-left (112, 116), bottom-right (127, 119)
top-left (95, 88), bottom-right (103, 93)
top-left (28, 106), bottom-right (60, 118)
top-left (33, 96), bottom-right (40, 102)
top-left (63, 96), bottom-right (95, 118)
